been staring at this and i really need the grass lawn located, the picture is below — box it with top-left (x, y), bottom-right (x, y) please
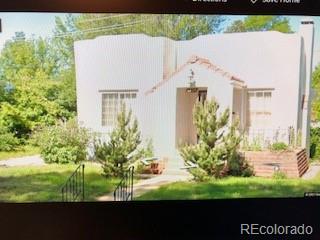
top-left (0, 145), bottom-right (40, 161)
top-left (0, 162), bottom-right (119, 202)
top-left (137, 174), bottom-right (320, 200)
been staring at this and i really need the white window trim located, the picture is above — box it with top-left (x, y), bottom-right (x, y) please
top-left (101, 89), bottom-right (138, 128)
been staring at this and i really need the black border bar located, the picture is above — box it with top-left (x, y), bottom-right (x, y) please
top-left (0, 199), bottom-right (320, 240)
top-left (0, 0), bottom-right (320, 15)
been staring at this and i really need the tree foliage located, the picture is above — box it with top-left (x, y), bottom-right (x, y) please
top-left (312, 64), bottom-right (320, 122)
top-left (310, 127), bottom-right (320, 159)
top-left (0, 73), bottom-right (72, 139)
top-left (52, 15), bottom-right (81, 70)
top-left (180, 99), bottom-right (253, 180)
top-left (225, 16), bottom-right (292, 33)
top-left (33, 119), bottom-right (90, 164)
top-left (74, 14), bottom-right (225, 41)
top-left (0, 32), bottom-right (75, 142)
top-left (0, 126), bottom-right (20, 151)
top-left (94, 104), bottom-right (142, 178)
top-left (0, 33), bottom-right (60, 82)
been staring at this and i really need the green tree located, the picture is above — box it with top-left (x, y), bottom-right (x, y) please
top-left (74, 14), bottom-right (225, 41)
top-left (0, 126), bottom-right (20, 151)
top-left (0, 81), bottom-right (15, 103)
top-left (180, 98), bottom-right (252, 180)
top-left (312, 64), bottom-right (320, 122)
top-left (0, 32), bottom-right (60, 82)
top-left (94, 103), bottom-right (142, 178)
top-left (0, 32), bottom-right (76, 140)
top-left (0, 80), bottom-right (71, 138)
top-left (0, 74), bottom-right (72, 139)
top-left (225, 16), bottom-right (292, 33)
top-left (54, 66), bottom-right (77, 113)
top-left (310, 127), bottom-right (320, 159)
top-left (52, 14), bottom-right (81, 70)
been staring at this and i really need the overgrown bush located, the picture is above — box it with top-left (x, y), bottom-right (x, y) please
top-left (0, 127), bottom-right (20, 151)
top-left (94, 104), bottom-right (145, 178)
top-left (269, 142), bottom-right (289, 152)
top-left (180, 98), bottom-right (253, 180)
top-left (227, 152), bottom-right (254, 177)
top-left (310, 127), bottom-right (320, 159)
top-left (33, 119), bottom-right (90, 164)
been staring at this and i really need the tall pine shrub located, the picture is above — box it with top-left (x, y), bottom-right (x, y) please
top-left (180, 98), bottom-right (253, 180)
top-left (94, 103), bottom-right (142, 178)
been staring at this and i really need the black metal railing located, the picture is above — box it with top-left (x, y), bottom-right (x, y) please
top-left (61, 164), bottom-right (85, 202)
top-left (114, 166), bottom-right (134, 201)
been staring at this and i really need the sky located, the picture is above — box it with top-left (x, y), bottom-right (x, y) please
top-left (0, 13), bottom-right (66, 49)
top-left (0, 13), bottom-right (319, 66)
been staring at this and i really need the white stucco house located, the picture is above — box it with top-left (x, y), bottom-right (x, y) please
top-left (74, 18), bottom-right (315, 164)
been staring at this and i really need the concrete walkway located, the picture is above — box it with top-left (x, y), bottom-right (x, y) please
top-left (302, 164), bottom-right (320, 180)
top-left (97, 158), bottom-right (192, 201)
top-left (0, 155), bottom-right (45, 167)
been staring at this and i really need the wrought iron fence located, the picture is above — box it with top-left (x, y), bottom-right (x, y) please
top-left (61, 164), bottom-right (85, 202)
top-left (114, 166), bottom-right (134, 201)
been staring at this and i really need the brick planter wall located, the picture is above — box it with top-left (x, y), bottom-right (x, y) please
top-left (243, 149), bottom-right (309, 178)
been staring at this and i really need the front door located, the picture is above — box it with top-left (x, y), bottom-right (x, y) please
top-left (176, 88), bottom-right (208, 147)
top-left (232, 88), bottom-right (244, 128)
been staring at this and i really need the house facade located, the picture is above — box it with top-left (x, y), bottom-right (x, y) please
top-left (74, 19), bottom-right (314, 161)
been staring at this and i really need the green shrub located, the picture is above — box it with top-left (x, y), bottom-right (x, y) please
top-left (33, 119), bottom-right (90, 164)
top-left (180, 98), bottom-right (253, 180)
top-left (269, 142), bottom-right (289, 152)
top-left (310, 127), bottom-right (320, 159)
top-left (180, 143), bottom-right (226, 179)
top-left (189, 168), bottom-right (211, 182)
top-left (227, 153), bottom-right (254, 177)
top-left (0, 127), bottom-right (20, 151)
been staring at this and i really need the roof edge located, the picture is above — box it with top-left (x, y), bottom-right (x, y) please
top-left (145, 55), bottom-right (244, 95)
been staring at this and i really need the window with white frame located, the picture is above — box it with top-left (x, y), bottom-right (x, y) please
top-left (101, 91), bottom-right (137, 127)
top-left (247, 90), bottom-right (272, 128)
